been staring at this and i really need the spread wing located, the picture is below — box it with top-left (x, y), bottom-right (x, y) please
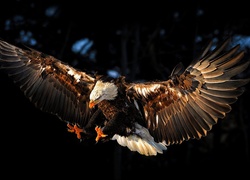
top-left (126, 38), bottom-right (250, 145)
top-left (0, 39), bottom-right (96, 127)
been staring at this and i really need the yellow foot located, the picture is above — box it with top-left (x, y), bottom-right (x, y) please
top-left (67, 123), bottom-right (84, 139)
top-left (95, 126), bottom-right (107, 142)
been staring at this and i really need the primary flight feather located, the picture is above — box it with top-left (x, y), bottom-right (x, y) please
top-left (0, 37), bottom-right (249, 156)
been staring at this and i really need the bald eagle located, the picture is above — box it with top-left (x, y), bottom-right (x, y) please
top-left (0, 37), bottom-right (249, 156)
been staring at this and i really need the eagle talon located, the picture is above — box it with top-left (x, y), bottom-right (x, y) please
top-left (95, 126), bottom-right (107, 142)
top-left (67, 123), bottom-right (84, 139)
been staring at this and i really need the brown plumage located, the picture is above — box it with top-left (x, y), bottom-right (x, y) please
top-left (0, 37), bottom-right (249, 156)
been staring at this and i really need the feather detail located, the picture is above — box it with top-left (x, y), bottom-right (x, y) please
top-left (112, 123), bottom-right (167, 156)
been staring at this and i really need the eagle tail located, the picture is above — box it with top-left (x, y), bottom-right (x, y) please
top-left (112, 123), bottom-right (167, 156)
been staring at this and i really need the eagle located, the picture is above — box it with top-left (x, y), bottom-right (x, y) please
top-left (0, 37), bottom-right (249, 156)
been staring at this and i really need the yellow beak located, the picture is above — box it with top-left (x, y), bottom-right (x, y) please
top-left (89, 101), bottom-right (96, 109)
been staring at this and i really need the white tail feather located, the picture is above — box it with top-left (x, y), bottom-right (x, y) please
top-left (112, 123), bottom-right (167, 156)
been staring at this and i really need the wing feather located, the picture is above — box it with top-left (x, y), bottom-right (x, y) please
top-left (175, 110), bottom-right (191, 140)
top-left (0, 39), bottom-right (96, 127)
top-left (185, 102), bottom-right (208, 134)
top-left (189, 94), bottom-right (214, 128)
top-left (171, 114), bottom-right (184, 143)
top-left (192, 96), bottom-right (220, 122)
top-left (126, 37), bottom-right (250, 145)
top-left (182, 105), bottom-right (202, 139)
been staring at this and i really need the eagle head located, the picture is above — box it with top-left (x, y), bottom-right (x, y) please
top-left (89, 80), bottom-right (118, 108)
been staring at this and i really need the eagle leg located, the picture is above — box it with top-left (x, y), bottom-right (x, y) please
top-left (67, 123), bottom-right (84, 139)
top-left (85, 108), bottom-right (103, 129)
top-left (95, 126), bottom-right (107, 142)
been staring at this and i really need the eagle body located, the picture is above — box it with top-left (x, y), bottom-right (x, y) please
top-left (94, 80), bottom-right (136, 136)
top-left (0, 37), bottom-right (249, 156)
top-left (85, 77), bottom-right (165, 155)
top-left (97, 91), bottom-right (138, 136)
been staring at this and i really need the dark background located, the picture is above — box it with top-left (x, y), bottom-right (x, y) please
top-left (1, 0), bottom-right (250, 179)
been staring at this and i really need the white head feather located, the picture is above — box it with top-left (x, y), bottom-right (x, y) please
top-left (89, 80), bottom-right (118, 103)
